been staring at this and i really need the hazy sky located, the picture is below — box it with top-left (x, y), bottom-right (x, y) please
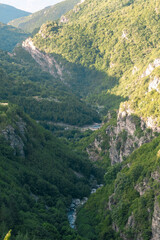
top-left (0, 0), bottom-right (64, 12)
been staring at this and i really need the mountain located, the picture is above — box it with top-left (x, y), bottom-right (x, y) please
top-left (20, 0), bottom-right (160, 238)
top-left (0, 22), bottom-right (29, 52)
top-left (31, 0), bottom-right (160, 128)
top-left (77, 132), bottom-right (160, 239)
top-left (0, 4), bottom-right (30, 24)
top-left (0, 103), bottom-right (102, 239)
top-left (1, 0), bottom-right (160, 239)
top-left (9, 0), bottom-right (81, 33)
top-left (0, 48), bottom-right (99, 126)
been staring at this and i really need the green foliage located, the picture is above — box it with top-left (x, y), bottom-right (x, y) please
top-left (77, 133), bottom-right (160, 239)
top-left (32, 0), bottom-right (160, 123)
top-left (0, 23), bottom-right (29, 52)
top-left (0, 48), bottom-right (100, 127)
top-left (0, 104), bottom-right (102, 240)
top-left (9, 0), bottom-right (81, 33)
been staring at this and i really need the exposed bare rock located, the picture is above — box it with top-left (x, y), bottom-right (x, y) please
top-left (78, 0), bottom-right (85, 4)
top-left (22, 38), bottom-right (65, 82)
top-left (108, 193), bottom-right (115, 210)
top-left (126, 213), bottom-right (135, 228)
top-left (151, 199), bottom-right (160, 240)
top-left (141, 59), bottom-right (160, 78)
top-left (135, 178), bottom-right (150, 196)
top-left (122, 30), bottom-right (128, 40)
top-left (107, 104), bottom-right (154, 165)
top-left (86, 136), bottom-right (103, 161)
top-left (151, 171), bottom-right (160, 182)
top-left (110, 62), bottom-right (115, 68)
top-left (1, 116), bottom-right (26, 156)
top-left (60, 15), bottom-right (69, 23)
top-left (132, 66), bottom-right (139, 75)
top-left (112, 222), bottom-right (119, 232)
top-left (146, 117), bottom-right (160, 133)
top-left (148, 76), bottom-right (160, 93)
top-left (2, 126), bottom-right (24, 156)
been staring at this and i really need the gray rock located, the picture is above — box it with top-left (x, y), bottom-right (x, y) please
top-left (151, 199), bottom-right (160, 240)
top-left (107, 105), bottom-right (154, 165)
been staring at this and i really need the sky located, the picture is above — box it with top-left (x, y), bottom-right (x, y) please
top-left (0, 0), bottom-right (64, 12)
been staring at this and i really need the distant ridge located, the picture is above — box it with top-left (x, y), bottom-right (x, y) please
top-left (9, 0), bottom-right (80, 33)
top-left (0, 4), bottom-right (30, 23)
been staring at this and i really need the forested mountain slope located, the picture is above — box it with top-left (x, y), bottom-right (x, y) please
top-left (19, 0), bottom-right (160, 239)
top-left (0, 23), bottom-right (29, 52)
top-left (1, 0), bottom-right (160, 239)
top-left (0, 48), bottom-right (99, 126)
top-left (77, 133), bottom-right (160, 239)
top-left (0, 4), bottom-right (30, 24)
top-left (31, 0), bottom-right (160, 128)
top-left (9, 0), bottom-right (81, 33)
top-left (0, 103), bottom-right (102, 240)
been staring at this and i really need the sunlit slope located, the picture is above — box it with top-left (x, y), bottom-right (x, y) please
top-left (9, 0), bottom-right (80, 33)
top-left (32, 0), bottom-right (160, 126)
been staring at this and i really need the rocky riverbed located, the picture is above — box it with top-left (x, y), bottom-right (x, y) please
top-left (68, 184), bottom-right (103, 229)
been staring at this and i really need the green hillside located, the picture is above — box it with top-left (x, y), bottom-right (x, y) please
top-left (0, 103), bottom-right (102, 240)
top-left (0, 23), bottom-right (29, 52)
top-left (9, 0), bottom-right (80, 33)
top-left (24, 0), bottom-right (160, 238)
top-left (32, 0), bottom-right (160, 126)
top-left (0, 48), bottom-right (99, 126)
top-left (1, 0), bottom-right (160, 239)
top-left (0, 4), bottom-right (30, 24)
top-left (77, 133), bottom-right (160, 240)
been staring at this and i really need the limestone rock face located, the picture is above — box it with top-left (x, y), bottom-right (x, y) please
top-left (149, 76), bottom-right (160, 93)
top-left (141, 59), bottom-right (160, 78)
top-left (146, 117), bottom-right (160, 133)
top-left (60, 15), bottom-right (69, 23)
top-left (2, 117), bottom-right (26, 156)
top-left (86, 136), bottom-right (103, 161)
top-left (135, 178), bottom-right (150, 196)
top-left (151, 200), bottom-right (160, 240)
top-left (22, 38), bottom-right (66, 82)
top-left (107, 106), bottom-right (154, 165)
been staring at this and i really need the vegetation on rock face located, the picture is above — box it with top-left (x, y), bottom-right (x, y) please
top-left (77, 134), bottom-right (160, 239)
top-left (32, 0), bottom-right (160, 125)
top-left (1, 0), bottom-right (160, 239)
top-left (0, 23), bottom-right (29, 52)
top-left (9, 0), bottom-right (81, 33)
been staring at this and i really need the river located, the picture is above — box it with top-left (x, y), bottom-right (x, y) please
top-left (68, 184), bottom-right (103, 229)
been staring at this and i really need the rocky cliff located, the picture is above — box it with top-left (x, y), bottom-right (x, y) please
top-left (107, 104), bottom-right (155, 165)
top-left (22, 38), bottom-right (66, 82)
top-left (1, 115), bottom-right (26, 157)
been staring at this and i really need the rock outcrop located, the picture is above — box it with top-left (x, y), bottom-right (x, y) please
top-left (107, 105), bottom-right (154, 165)
top-left (86, 136), bottom-right (103, 161)
top-left (146, 117), bottom-right (160, 133)
top-left (135, 178), bottom-right (150, 196)
top-left (22, 38), bottom-right (66, 82)
top-left (148, 76), bottom-right (160, 93)
top-left (141, 59), bottom-right (160, 78)
top-left (151, 199), bottom-right (160, 240)
top-left (1, 117), bottom-right (26, 156)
